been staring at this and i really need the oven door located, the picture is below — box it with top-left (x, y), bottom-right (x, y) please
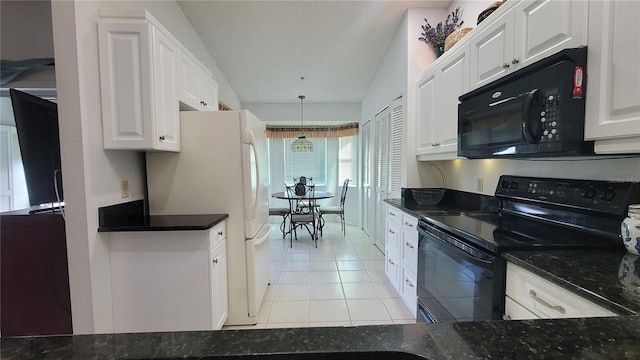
top-left (417, 222), bottom-right (505, 323)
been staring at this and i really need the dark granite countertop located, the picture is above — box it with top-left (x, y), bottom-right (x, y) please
top-left (96, 199), bottom-right (228, 232)
top-left (3, 316), bottom-right (640, 359)
top-left (97, 213), bottom-right (228, 232)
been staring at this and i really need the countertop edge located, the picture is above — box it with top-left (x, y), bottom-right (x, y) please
top-left (97, 214), bottom-right (229, 233)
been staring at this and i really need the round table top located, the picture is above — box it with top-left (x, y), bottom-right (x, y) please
top-left (271, 191), bottom-right (335, 200)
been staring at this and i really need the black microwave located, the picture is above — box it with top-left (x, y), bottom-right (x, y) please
top-left (458, 47), bottom-right (594, 159)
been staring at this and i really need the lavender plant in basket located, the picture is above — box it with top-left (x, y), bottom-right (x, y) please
top-left (418, 7), bottom-right (464, 56)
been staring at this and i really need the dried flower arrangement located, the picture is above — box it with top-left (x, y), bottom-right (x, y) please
top-left (419, 7), bottom-right (464, 51)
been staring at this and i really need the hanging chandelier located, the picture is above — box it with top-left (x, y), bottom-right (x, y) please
top-left (291, 94), bottom-right (313, 152)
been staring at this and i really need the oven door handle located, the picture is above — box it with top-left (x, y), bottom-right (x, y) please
top-left (420, 227), bottom-right (494, 270)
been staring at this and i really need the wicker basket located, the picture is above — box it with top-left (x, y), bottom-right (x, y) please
top-left (477, 1), bottom-right (505, 25)
top-left (444, 27), bottom-right (473, 52)
top-left (411, 164), bottom-right (447, 206)
top-left (411, 188), bottom-right (445, 206)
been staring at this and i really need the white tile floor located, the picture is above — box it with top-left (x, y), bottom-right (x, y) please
top-left (223, 222), bottom-right (417, 330)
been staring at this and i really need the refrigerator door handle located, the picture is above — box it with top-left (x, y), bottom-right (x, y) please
top-left (243, 128), bottom-right (260, 221)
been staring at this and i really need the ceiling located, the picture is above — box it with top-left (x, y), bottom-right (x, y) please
top-left (177, 0), bottom-right (451, 104)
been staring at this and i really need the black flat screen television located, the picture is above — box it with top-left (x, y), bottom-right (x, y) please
top-left (9, 89), bottom-right (64, 209)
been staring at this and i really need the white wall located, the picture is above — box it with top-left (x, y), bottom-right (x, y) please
top-left (50, 0), bottom-right (241, 334)
top-left (0, 0), bottom-right (54, 60)
top-left (447, 0), bottom-right (490, 31)
top-left (429, 157), bottom-right (640, 195)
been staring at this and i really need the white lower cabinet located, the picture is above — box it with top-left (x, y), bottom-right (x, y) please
top-left (384, 205), bottom-right (417, 318)
top-left (209, 241), bottom-right (228, 330)
top-left (504, 262), bottom-right (616, 320)
top-left (400, 265), bottom-right (417, 316)
top-left (109, 221), bottom-right (228, 332)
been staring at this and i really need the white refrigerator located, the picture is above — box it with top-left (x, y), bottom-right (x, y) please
top-left (146, 110), bottom-right (271, 326)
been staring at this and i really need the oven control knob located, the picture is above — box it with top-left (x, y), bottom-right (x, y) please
top-left (509, 181), bottom-right (518, 190)
top-left (599, 188), bottom-right (616, 202)
top-left (582, 185), bottom-right (597, 199)
top-left (501, 180), bottom-right (510, 189)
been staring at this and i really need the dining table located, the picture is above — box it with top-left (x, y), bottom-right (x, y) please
top-left (271, 191), bottom-right (335, 238)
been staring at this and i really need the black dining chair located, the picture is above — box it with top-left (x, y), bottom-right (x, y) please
top-left (319, 179), bottom-right (350, 235)
top-left (285, 183), bottom-right (319, 247)
top-left (269, 207), bottom-right (289, 238)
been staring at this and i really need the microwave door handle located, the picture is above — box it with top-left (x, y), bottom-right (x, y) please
top-left (522, 89), bottom-right (541, 144)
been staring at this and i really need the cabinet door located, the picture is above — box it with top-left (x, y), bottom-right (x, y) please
top-left (416, 71), bottom-right (437, 155)
top-left (437, 46), bottom-right (468, 155)
top-left (401, 215), bottom-right (418, 275)
top-left (202, 75), bottom-right (219, 111)
top-left (152, 27), bottom-right (180, 151)
top-left (98, 22), bottom-right (155, 150)
top-left (584, 0), bottom-right (640, 153)
top-left (513, 0), bottom-right (587, 69)
top-left (385, 252), bottom-right (400, 293)
top-left (469, 13), bottom-right (514, 89)
top-left (210, 242), bottom-right (228, 330)
top-left (178, 51), bottom-right (204, 110)
top-left (400, 266), bottom-right (417, 318)
top-left (385, 219), bottom-right (401, 259)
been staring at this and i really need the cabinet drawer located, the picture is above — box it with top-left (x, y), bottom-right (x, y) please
top-left (209, 221), bottom-right (226, 249)
top-left (402, 214), bottom-right (418, 232)
top-left (386, 205), bottom-right (402, 225)
top-left (506, 262), bottom-right (616, 319)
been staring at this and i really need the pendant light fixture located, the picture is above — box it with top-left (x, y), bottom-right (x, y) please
top-left (291, 94), bottom-right (313, 152)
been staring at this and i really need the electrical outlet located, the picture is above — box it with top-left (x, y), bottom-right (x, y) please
top-left (121, 180), bottom-right (129, 198)
top-left (476, 177), bottom-right (484, 192)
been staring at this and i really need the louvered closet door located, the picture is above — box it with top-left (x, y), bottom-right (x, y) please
top-left (374, 107), bottom-right (390, 252)
top-left (388, 97), bottom-right (404, 199)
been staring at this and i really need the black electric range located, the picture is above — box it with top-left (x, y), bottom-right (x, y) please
top-left (420, 175), bottom-right (640, 254)
top-left (415, 175), bottom-right (640, 323)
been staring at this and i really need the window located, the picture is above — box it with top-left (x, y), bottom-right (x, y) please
top-left (284, 138), bottom-right (326, 185)
top-left (338, 135), bottom-right (357, 186)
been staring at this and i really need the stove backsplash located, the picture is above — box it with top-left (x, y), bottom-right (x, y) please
top-left (401, 188), bottom-right (499, 212)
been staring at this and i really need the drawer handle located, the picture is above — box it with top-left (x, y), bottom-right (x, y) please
top-left (404, 222), bottom-right (414, 228)
top-left (159, 135), bottom-right (166, 141)
top-left (218, 231), bottom-right (223, 236)
top-left (405, 279), bottom-right (414, 288)
top-left (405, 242), bottom-right (415, 249)
top-left (212, 259), bottom-right (219, 264)
top-left (529, 290), bottom-right (566, 314)
top-left (388, 259), bottom-right (395, 265)
top-left (389, 211), bottom-right (396, 216)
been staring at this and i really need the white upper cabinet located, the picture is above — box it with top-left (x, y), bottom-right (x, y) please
top-left (469, 12), bottom-right (514, 89)
top-left (416, 71), bottom-right (437, 156)
top-left (98, 8), bottom-right (220, 151)
top-left (416, 44), bottom-right (469, 160)
top-left (98, 9), bottom-right (180, 151)
top-left (584, 0), bottom-right (640, 154)
top-left (178, 50), bottom-right (219, 111)
top-left (469, 0), bottom-right (587, 90)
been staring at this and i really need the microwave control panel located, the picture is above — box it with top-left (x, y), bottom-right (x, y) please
top-left (539, 88), bottom-right (561, 143)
